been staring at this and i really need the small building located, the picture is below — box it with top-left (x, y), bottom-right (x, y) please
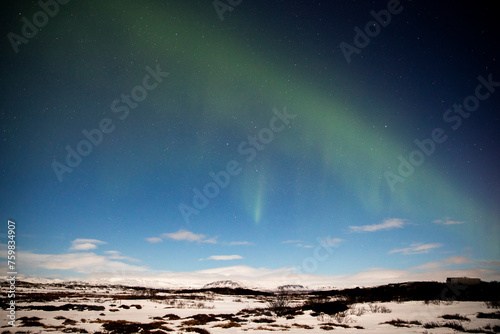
top-left (446, 277), bottom-right (481, 286)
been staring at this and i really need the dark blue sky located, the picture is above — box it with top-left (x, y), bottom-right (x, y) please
top-left (0, 1), bottom-right (499, 286)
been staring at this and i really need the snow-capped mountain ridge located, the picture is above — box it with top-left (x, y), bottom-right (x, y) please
top-left (277, 284), bottom-right (309, 291)
top-left (202, 280), bottom-right (248, 289)
top-left (8, 276), bottom-right (326, 291)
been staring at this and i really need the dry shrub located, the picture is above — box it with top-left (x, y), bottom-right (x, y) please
top-left (440, 313), bottom-right (470, 321)
top-left (293, 323), bottom-right (314, 329)
top-left (253, 317), bottom-right (275, 323)
top-left (62, 318), bottom-right (77, 325)
top-left (182, 314), bottom-right (218, 326)
top-left (101, 320), bottom-right (173, 333)
top-left (477, 311), bottom-right (500, 319)
top-left (18, 316), bottom-right (45, 327)
top-left (62, 328), bottom-right (89, 333)
top-left (163, 313), bottom-right (181, 320)
top-left (303, 301), bottom-right (349, 315)
top-left (368, 303), bottom-right (392, 313)
top-left (381, 319), bottom-right (421, 327)
top-left (212, 321), bottom-right (241, 328)
top-left (183, 328), bottom-right (210, 334)
top-left (267, 288), bottom-right (292, 316)
top-left (485, 300), bottom-right (500, 309)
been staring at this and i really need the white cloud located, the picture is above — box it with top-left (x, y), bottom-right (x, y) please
top-left (203, 237), bottom-right (218, 244)
top-left (414, 261), bottom-right (442, 270)
top-left (321, 237), bottom-right (343, 247)
top-left (18, 251), bottom-right (146, 274)
top-left (414, 256), bottom-right (470, 270)
top-left (163, 230), bottom-right (203, 242)
top-left (3, 248), bottom-right (499, 290)
top-left (104, 250), bottom-right (140, 263)
top-left (0, 241), bottom-right (145, 275)
top-left (70, 239), bottom-right (106, 251)
top-left (162, 230), bottom-right (217, 244)
top-left (205, 255), bottom-right (243, 261)
top-left (146, 237), bottom-right (163, 243)
top-left (481, 260), bottom-right (500, 267)
top-left (444, 256), bottom-right (469, 265)
top-left (389, 243), bottom-right (443, 255)
top-left (227, 241), bottom-right (253, 246)
top-left (282, 238), bottom-right (341, 248)
top-left (281, 240), bottom-right (313, 248)
top-left (350, 218), bottom-right (405, 232)
top-left (434, 217), bottom-right (465, 225)
top-left (294, 243), bottom-right (313, 248)
top-left (79, 264), bottom-right (500, 290)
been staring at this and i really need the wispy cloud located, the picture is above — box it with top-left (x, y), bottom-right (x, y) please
top-left (433, 217), bottom-right (465, 225)
top-left (145, 237), bottom-right (163, 243)
top-left (83, 264), bottom-right (500, 290)
top-left (414, 261), bottom-right (442, 270)
top-left (3, 244), bottom-right (499, 289)
top-left (161, 230), bottom-right (217, 244)
top-left (0, 241), bottom-right (145, 275)
top-left (281, 240), bottom-right (313, 248)
top-left (70, 239), bottom-right (106, 251)
top-left (350, 218), bottom-right (405, 233)
top-left (204, 255), bottom-right (243, 261)
top-left (281, 240), bottom-right (302, 244)
top-left (444, 256), bottom-right (469, 265)
top-left (18, 251), bottom-right (146, 274)
top-left (104, 250), bottom-right (140, 262)
top-left (321, 237), bottom-right (343, 247)
top-left (481, 260), bottom-right (500, 267)
top-left (415, 256), bottom-right (470, 270)
top-left (389, 243), bottom-right (443, 255)
top-left (203, 237), bottom-right (218, 244)
top-left (227, 241), bottom-right (253, 246)
top-left (163, 230), bottom-right (204, 242)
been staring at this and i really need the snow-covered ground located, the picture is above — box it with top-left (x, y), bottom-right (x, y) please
top-left (1, 283), bottom-right (499, 333)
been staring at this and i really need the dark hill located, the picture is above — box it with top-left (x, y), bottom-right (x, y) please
top-left (177, 287), bottom-right (273, 296)
top-left (313, 281), bottom-right (500, 303)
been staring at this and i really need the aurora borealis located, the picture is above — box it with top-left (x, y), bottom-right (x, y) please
top-left (0, 1), bottom-right (499, 286)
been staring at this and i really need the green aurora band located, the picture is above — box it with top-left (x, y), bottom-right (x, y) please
top-left (56, 2), bottom-right (498, 256)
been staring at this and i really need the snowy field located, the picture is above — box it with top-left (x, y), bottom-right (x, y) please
top-left (1, 283), bottom-right (499, 333)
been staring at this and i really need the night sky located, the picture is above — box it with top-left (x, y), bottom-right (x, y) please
top-left (0, 1), bottom-right (499, 287)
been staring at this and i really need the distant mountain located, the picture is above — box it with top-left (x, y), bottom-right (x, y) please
top-left (314, 286), bottom-right (336, 291)
top-left (277, 284), bottom-right (309, 291)
top-left (18, 276), bottom-right (65, 284)
top-left (203, 280), bottom-right (247, 289)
